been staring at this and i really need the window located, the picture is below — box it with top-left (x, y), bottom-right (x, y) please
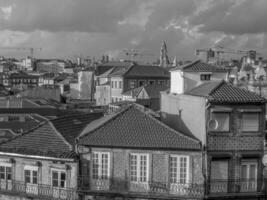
top-left (169, 155), bottom-right (189, 184)
top-left (210, 160), bottom-right (228, 193)
top-left (0, 165), bottom-right (12, 181)
top-left (25, 170), bottom-right (38, 184)
top-left (119, 81), bottom-right (122, 89)
top-left (52, 170), bottom-right (66, 188)
top-left (130, 154), bottom-right (149, 182)
top-left (158, 80), bottom-right (164, 85)
top-left (241, 160), bottom-right (257, 192)
top-left (209, 112), bottom-right (230, 132)
top-left (148, 80), bottom-right (155, 85)
top-left (92, 152), bottom-right (110, 180)
top-left (241, 113), bottom-right (259, 132)
top-left (8, 116), bottom-right (20, 122)
top-left (138, 80), bottom-right (146, 87)
top-left (129, 80), bottom-right (135, 89)
top-left (111, 81), bottom-right (114, 88)
top-left (200, 74), bottom-right (211, 81)
top-left (114, 81), bottom-right (117, 89)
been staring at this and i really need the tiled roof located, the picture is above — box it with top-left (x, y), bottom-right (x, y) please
top-left (78, 104), bottom-right (201, 150)
top-left (122, 85), bottom-right (168, 99)
top-left (143, 85), bottom-right (169, 98)
top-left (50, 112), bottom-right (103, 146)
top-left (0, 112), bottom-right (103, 158)
top-left (171, 60), bottom-right (228, 72)
top-left (96, 61), bottom-right (133, 76)
top-left (124, 65), bottom-right (170, 78)
top-left (185, 80), bottom-right (266, 103)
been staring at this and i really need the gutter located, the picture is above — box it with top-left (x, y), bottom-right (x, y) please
top-left (0, 151), bottom-right (75, 162)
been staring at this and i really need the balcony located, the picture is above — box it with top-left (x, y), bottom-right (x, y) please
top-left (0, 179), bottom-right (77, 200)
top-left (78, 177), bottom-right (204, 199)
top-left (208, 179), bottom-right (261, 195)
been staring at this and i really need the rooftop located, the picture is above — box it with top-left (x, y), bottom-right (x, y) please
top-left (185, 80), bottom-right (266, 104)
top-left (171, 60), bottom-right (228, 72)
top-left (0, 112), bottom-right (103, 158)
top-left (78, 104), bottom-right (201, 150)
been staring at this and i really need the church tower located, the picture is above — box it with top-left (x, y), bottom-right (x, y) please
top-left (159, 41), bottom-right (170, 68)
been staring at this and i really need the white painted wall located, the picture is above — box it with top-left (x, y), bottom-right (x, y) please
top-left (170, 70), bottom-right (184, 94)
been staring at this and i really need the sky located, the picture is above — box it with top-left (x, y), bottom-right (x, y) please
top-left (0, 0), bottom-right (267, 61)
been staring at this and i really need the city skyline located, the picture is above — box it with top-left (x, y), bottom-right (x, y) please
top-left (0, 0), bottom-right (267, 60)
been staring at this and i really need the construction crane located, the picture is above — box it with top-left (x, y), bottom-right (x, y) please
top-left (0, 47), bottom-right (42, 58)
top-left (122, 49), bottom-right (156, 61)
top-left (195, 46), bottom-right (261, 64)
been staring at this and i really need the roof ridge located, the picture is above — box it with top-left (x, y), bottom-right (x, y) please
top-left (48, 121), bottom-right (73, 150)
top-left (78, 104), bottom-right (134, 140)
top-left (208, 80), bottom-right (226, 95)
top-left (133, 104), bottom-right (201, 144)
top-left (182, 60), bottom-right (200, 70)
top-left (121, 62), bottom-right (136, 77)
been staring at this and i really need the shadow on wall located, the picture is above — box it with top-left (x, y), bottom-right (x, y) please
top-left (160, 112), bottom-right (198, 140)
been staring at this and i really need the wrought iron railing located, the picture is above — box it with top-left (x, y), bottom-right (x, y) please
top-left (78, 176), bottom-right (204, 198)
top-left (0, 179), bottom-right (77, 200)
top-left (209, 179), bottom-right (260, 194)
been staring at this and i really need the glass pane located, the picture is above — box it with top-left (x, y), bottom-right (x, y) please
top-left (52, 180), bottom-right (58, 187)
top-left (0, 166), bottom-right (5, 179)
top-left (211, 161), bottom-right (228, 180)
top-left (249, 165), bottom-right (256, 180)
top-left (179, 157), bottom-right (187, 184)
top-left (170, 156), bottom-right (178, 183)
top-left (241, 165), bottom-right (247, 180)
top-left (6, 167), bottom-right (12, 180)
top-left (61, 172), bottom-right (66, 181)
top-left (242, 113), bottom-right (259, 132)
top-left (130, 155), bottom-right (137, 181)
top-left (60, 180), bottom-right (65, 188)
top-left (212, 113), bottom-right (229, 132)
top-left (52, 171), bottom-right (58, 180)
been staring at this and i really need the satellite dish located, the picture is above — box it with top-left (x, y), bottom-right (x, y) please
top-left (208, 119), bottom-right (218, 131)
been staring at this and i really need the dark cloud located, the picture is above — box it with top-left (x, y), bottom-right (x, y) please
top-left (1, 0), bottom-right (267, 59)
top-left (0, 0), bottom-right (140, 32)
top-left (190, 0), bottom-right (267, 35)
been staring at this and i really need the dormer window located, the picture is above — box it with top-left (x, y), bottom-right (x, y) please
top-left (200, 74), bottom-right (211, 81)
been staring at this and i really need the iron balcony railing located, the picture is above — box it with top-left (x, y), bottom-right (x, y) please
top-left (208, 179), bottom-right (261, 194)
top-left (0, 179), bottom-right (77, 200)
top-left (78, 176), bottom-right (204, 198)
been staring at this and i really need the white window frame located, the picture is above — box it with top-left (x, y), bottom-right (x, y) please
top-left (0, 162), bottom-right (12, 181)
top-left (169, 155), bottom-right (190, 185)
top-left (24, 165), bottom-right (38, 185)
top-left (92, 152), bottom-right (110, 180)
top-left (51, 168), bottom-right (67, 188)
top-left (130, 153), bottom-right (149, 183)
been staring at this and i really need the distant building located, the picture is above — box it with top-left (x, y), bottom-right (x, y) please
top-left (95, 61), bottom-right (170, 106)
top-left (159, 41), bottom-right (170, 68)
top-left (170, 60), bottom-right (228, 94)
top-left (36, 59), bottom-right (67, 73)
top-left (70, 70), bottom-right (94, 100)
top-left (122, 84), bottom-right (168, 110)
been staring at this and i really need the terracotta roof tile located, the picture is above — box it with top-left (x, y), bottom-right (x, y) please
top-left (79, 104), bottom-right (201, 150)
top-left (0, 112), bottom-right (103, 158)
top-left (171, 60), bottom-right (228, 72)
top-left (185, 80), bottom-right (266, 103)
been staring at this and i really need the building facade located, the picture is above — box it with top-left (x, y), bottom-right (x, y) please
top-left (161, 80), bottom-right (266, 199)
top-left (77, 104), bottom-right (204, 200)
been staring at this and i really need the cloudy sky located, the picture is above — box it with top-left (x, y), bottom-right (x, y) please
top-left (0, 0), bottom-right (267, 61)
